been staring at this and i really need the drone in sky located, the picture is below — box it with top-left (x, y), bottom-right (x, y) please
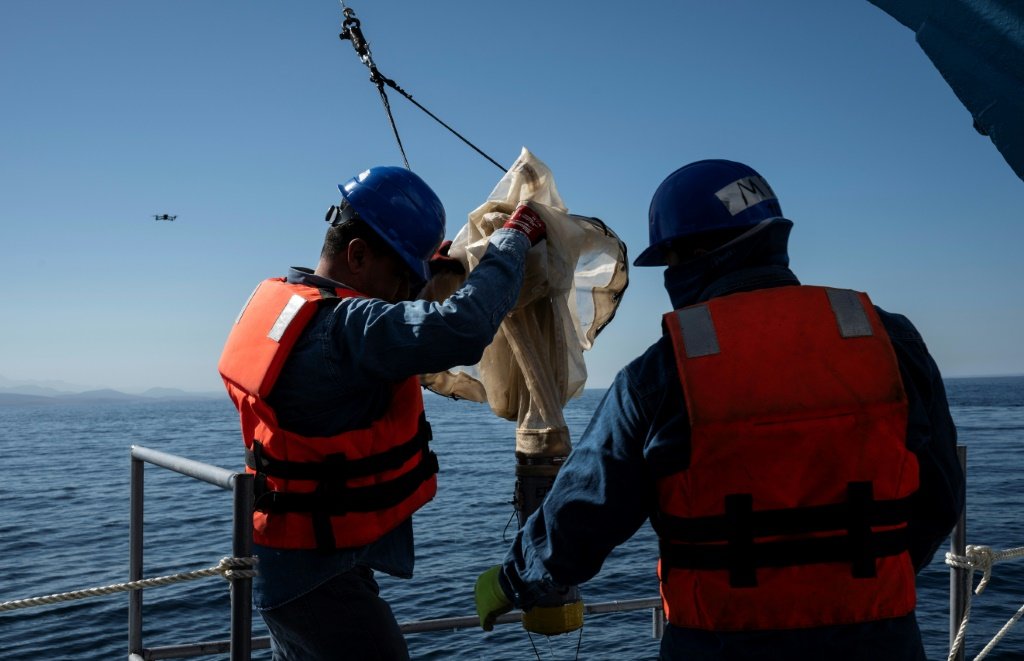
top-left (153, 214), bottom-right (177, 221)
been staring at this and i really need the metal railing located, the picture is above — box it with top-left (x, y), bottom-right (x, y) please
top-left (125, 444), bottom-right (974, 660)
top-left (128, 446), bottom-right (254, 661)
top-left (125, 446), bottom-right (664, 660)
top-left (949, 445), bottom-right (969, 661)
top-left (131, 599), bottom-right (666, 660)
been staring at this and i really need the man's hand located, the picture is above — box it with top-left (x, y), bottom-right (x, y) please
top-left (502, 203), bottom-right (546, 246)
top-left (428, 240), bottom-right (466, 276)
top-left (474, 565), bottom-right (514, 631)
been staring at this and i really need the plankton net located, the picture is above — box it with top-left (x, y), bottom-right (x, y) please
top-left (420, 148), bottom-right (629, 632)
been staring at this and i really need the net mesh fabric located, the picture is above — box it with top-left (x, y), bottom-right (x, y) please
top-left (420, 148), bottom-right (628, 458)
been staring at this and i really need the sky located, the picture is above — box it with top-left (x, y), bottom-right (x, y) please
top-left (1, 1), bottom-right (1021, 393)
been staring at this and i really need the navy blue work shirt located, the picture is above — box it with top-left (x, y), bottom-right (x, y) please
top-left (253, 228), bottom-right (530, 610)
top-left (501, 263), bottom-right (964, 660)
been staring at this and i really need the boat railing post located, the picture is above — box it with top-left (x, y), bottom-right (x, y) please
top-left (229, 473), bottom-right (254, 661)
top-left (949, 444), bottom-right (968, 661)
top-left (128, 451), bottom-right (145, 658)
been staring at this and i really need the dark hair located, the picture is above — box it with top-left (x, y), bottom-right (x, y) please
top-left (321, 219), bottom-right (392, 260)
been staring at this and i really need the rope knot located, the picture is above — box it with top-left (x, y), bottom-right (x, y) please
top-left (967, 545), bottom-right (996, 594)
top-left (216, 556), bottom-right (259, 580)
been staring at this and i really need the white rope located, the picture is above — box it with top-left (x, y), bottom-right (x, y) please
top-left (945, 544), bottom-right (1024, 661)
top-left (0, 556), bottom-right (258, 613)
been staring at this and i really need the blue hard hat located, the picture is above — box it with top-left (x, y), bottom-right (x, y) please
top-left (634, 159), bottom-right (782, 267)
top-left (337, 166), bottom-right (446, 282)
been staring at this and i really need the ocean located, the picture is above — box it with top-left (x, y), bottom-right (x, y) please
top-left (1, 376), bottom-right (1021, 660)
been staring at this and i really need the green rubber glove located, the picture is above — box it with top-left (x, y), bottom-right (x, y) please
top-left (474, 565), bottom-right (513, 631)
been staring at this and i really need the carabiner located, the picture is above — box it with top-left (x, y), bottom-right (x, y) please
top-left (339, 9), bottom-right (371, 60)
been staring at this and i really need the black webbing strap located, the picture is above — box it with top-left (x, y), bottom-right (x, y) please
top-left (726, 494), bottom-right (756, 588)
top-left (246, 414), bottom-right (432, 481)
top-left (847, 481), bottom-right (877, 578)
top-left (304, 448), bottom-right (438, 553)
top-left (249, 413), bottom-right (436, 552)
top-left (659, 527), bottom-right (910, 577)
top-left (653, 487), bottom-right (914, 544)
top-left (253, 449), bottom-right (439, 516)
top-left (656, 482), bottom-right (913, 587)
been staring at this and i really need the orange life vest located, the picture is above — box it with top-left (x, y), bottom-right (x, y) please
top-left (655, 285), bottom-right (918, 631)
top-left (218, 278), bottom-right (438, 551)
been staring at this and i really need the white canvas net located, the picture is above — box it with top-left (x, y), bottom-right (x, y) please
top-left (420, 148), bottom-right (628, 459)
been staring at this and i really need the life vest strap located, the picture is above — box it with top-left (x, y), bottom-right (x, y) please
top-left (653, 491), bottom-right (913, 543)
top-left (657, 481), bottom-right (912, 587)
top-left (252, 448), bottom-right (439, 516)
top-left (659, 527), bottom-right (909, 578)
top-left (246, 414), bottom-right (432, 480)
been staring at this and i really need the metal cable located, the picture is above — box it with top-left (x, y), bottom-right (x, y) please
top-left (339, 5), bottom-right (506, 172)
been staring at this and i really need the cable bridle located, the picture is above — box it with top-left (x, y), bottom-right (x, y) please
top-left (337, 2), bottom-right (507, 172)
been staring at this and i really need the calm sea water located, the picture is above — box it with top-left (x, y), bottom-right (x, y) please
top-left (0, 377), bottom-right (1021, 660)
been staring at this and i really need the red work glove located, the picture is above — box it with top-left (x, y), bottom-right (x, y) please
top-left (502, 204), bottom-right (546, 246)
top-left (428, 240), bottom-right (466, 276)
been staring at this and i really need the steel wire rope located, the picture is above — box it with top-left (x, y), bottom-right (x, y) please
top-left (338, 2), bottom-right (507, 173)
top-left (374, 76), bottom-right (411, 171)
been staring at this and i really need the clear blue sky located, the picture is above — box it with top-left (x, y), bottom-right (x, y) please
top-left (1, 1), bottom-right (1021, 393)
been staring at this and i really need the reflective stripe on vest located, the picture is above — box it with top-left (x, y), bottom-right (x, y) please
top-left (656, 285), bottom-right (919, 631)
top-left (218, 279), bottom-right (359, 399)
top-left (218, 278), bottom-right (438, 551)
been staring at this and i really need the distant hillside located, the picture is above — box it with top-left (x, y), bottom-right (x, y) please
top-left (0, 384), bottom-right (70, 397)
top-left (0, 374), bottom-right (223, 400)
top-left (0, 374), bottom-right (94, 392)
top-left (63, 388), bottom-right (143, 401)
top-left (0, 387), bottom-right (223, 407)
top-left (140, 387), bottom-right (224, 399)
